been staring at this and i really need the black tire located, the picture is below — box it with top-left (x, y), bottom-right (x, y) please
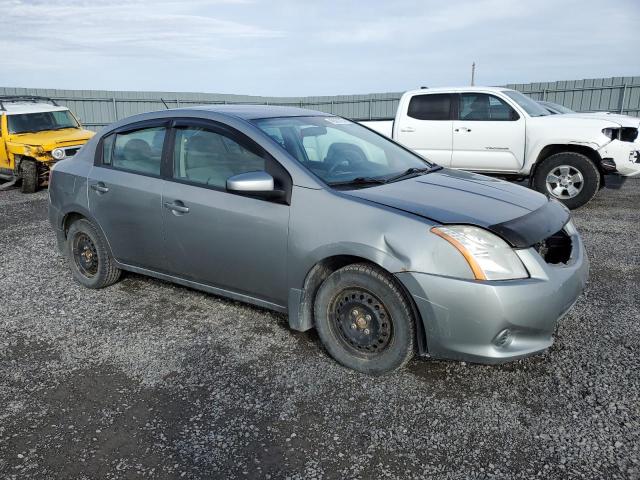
top-left (20, 159), bottom-right (38, 194)
top-left (313, 263), bottom-right (415, 375)
top-left (532, 152), bottom-right (600, 209)
top-left (66, 218), bottom-right (121, 289)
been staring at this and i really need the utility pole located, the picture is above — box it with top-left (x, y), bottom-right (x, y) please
top-left (471, 62), bottom-right (476, 86)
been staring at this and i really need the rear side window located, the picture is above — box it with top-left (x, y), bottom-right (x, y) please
top-left (459, 93), bottom-right (518, 121)
top-left (102, 127), bottom-right (166, 176)
top-left (173, 127), bottom-right (265, 188)
top-left (407, 94), bottom-right (452, 120)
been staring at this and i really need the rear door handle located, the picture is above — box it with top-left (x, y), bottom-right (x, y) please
top-left (454, 127), bottom-right (472, 132)
top-left (163, 201), bottom-right (190, 214)
top-left (400, 127), bottom-right (416, 133)
top-left (90, 182), bottom-right (109, 193)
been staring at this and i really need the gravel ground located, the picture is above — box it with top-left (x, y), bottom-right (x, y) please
top-left (0, 178), bottom-right (638, 479)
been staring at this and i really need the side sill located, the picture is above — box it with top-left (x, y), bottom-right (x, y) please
top-left (115, 262), bottom-right (288, 314)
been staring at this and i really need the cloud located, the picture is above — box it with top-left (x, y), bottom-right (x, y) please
top-left (0, 0), bottom-right (283, 61)
top-left (0, 0), bottom-right (638, 95)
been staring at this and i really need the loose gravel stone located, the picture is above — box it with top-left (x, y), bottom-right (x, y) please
top-left (0, 178), bottom-right (638, 479)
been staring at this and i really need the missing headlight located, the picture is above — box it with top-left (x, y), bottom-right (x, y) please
top-left (534, 229), bottom-right (572, 264)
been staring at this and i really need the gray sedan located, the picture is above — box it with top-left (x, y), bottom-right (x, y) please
top-left (48, 106), bottom-right (589, 374)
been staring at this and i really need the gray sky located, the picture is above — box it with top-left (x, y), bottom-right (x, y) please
top-left (1, 0), bottom-right (639, 96)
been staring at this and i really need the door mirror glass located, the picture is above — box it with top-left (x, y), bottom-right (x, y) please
top-left (227, 171), bottom-right (283, 200)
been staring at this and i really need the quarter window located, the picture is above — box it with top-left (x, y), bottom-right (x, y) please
top-left (407, 94), bottom-right (452, 120)
top-left (105, 127), bottom-right (166, 175)
top-left (459, 93), bottom-right (518, 121)
top-left (173, 127), bottom-right (265, 188)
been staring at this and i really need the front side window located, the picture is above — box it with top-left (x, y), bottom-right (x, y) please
top-left (459, 93), bottom-right (518, 121)
top-left (7, 110), bottom-right (79, 134)
top-left (407, 94), bottom-right (452, 120)
top-left (104, 126), bottom-right (166, 176)
top-left (253, 116), bottom-right (431, 186)
top-left (503, 91), bottom-right (550, 117)
top-left (173, 127), bottom-right (265, 188)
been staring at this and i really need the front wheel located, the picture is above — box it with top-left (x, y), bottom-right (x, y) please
top-left (313, 263), bottom-right (415, 375)
top-left (532, 152), bottom-right (600, 209)
top-left (20, 159), bottom-right (38, 194)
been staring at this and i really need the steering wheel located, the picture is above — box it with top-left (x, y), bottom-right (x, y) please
top-left (327, 150), bottom-right (366, 176)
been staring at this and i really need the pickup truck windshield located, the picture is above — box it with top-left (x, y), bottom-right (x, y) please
top-left (504, 91), bottom-right (550, 117)
top-left (7, 110), bottom-right (79, 134)
top-left (252, 116), bottom-right (431, 187)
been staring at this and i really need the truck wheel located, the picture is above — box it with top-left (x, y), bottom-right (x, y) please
top-left (66, 219), bottom-right (121, 289)
top-left (533, 152), bottom-right (600, 209)
top-left (20, 159), bottom-right (38, 194)
top-left (313, 263), bottom-right (415, 375)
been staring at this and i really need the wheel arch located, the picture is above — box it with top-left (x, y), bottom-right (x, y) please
top-left (529, 144), bottom-right (605, 188)
top-left (288, 254), bottom-right (428, 356)
top-left (60, 209), bottom-right (116, 260)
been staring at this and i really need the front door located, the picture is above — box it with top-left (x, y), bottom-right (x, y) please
top-left (395, 93), bottom-right (453, 166)
top-left (88, 123), bottom-right (168, 270)
top-left (162, 121), bottom-right (290, 306)
top-left (451, 92), bottom-right (525, 172)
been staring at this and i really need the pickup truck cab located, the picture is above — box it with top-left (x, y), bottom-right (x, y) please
top-left (361, 86), bottom-right (640, 209)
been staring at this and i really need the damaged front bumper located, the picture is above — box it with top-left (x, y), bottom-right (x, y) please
top-left (598, 140), bottom-right (640, 177)
top-left (395, 228), bottom-right (589, 364)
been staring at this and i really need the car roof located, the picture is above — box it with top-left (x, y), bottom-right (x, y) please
top-left (188, 104), bottom-right (329, 120)
top-left (1, 103), bottom-right (70, 115)
top-left (403, 86), bottom-right (514, 95)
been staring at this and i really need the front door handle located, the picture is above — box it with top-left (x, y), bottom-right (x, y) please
top-left (163, 201), bottom-right (190, 214)
top-left (454, 127), bottom-right (472, 132)
top-left (90, 182), bottom-right (109, 194)
top-left (400, 127), bottom-right (416, 133)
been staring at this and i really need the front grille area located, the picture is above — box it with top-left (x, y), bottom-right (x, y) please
top-left (534, 229), bottom-right (572, 264)
top-left (64, 147), bottom-right (80, 157)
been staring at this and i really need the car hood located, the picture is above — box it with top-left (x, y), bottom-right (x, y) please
top-left (560, 112), bottom-right (640, 128)
top-left (343, 168), bottom-right (570, 248)
top-left (7, 128), bottom-right (94, 149)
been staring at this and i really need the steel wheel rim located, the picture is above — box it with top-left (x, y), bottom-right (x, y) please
top-left (72, 232), bottom-right (99, 278)
top-left (545, 165), bottom-right (584, 199)
top-left (329, 288), bottom-right (393, 356)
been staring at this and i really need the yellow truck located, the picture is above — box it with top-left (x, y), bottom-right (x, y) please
top-left (0, 96), bottom-right (94, 193)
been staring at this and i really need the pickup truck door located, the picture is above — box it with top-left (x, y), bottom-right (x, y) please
top-left (394, 93), bottom-right (453, 166)
top-left (451, 92), bottom-right (525, 172)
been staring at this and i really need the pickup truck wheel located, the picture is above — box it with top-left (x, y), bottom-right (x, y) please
top-left (314, 263), bottom-right (415, 375)
top-left (66, 219), bottom-right (121, 289)
top-left (533, 152), bottom-right (600, 209)
top-left (20, 159), bottom-right (38, 194)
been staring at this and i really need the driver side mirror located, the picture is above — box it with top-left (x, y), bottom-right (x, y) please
top-left (226, 171), bottom-right (285, 201)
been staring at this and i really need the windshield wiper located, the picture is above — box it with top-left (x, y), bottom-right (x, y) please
top-left (328, 176), bottom-right (387, 187)
top-left (384, 165), bottom-right (443, 183)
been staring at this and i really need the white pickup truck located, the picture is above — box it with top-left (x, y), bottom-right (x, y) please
top-left (361, 86), bottom-right (640, 209)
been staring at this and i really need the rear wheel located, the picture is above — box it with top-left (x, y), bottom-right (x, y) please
top-left (66, 219), bottom-right (121, 289)
top-left (20, 159), bottom-right (38, 194)
top-left (533, 152), bottom-right (600, 209)
top-left (314, 263), bottom-right (415, 375)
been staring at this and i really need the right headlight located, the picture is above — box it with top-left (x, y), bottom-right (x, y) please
top-left (431, 225), bottom-right (529, 280)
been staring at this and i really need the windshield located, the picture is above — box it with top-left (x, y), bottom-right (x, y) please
top-left (252, 116), bottom-right (431, 187)
top-left (541, 101), bottom-right (575, 114)
top-left (503, 91), bottom-right (550, 117)
top-left (7, 110), bottom-right (79, 134)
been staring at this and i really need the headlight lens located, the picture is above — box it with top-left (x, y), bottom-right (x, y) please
top-left (431, 225), bottom-right (528, 280)
top-left (51, 148), bottom-right (65, 160)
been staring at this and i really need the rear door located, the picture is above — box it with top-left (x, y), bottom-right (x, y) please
top-left (451, 92), bottom-right (525, 172)
top-left (161, 120), bottom-right (291, 306)
top-left (394, 93), bottom-right (453, 166)
top-left (88, 121), bottom-right (168, 270)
